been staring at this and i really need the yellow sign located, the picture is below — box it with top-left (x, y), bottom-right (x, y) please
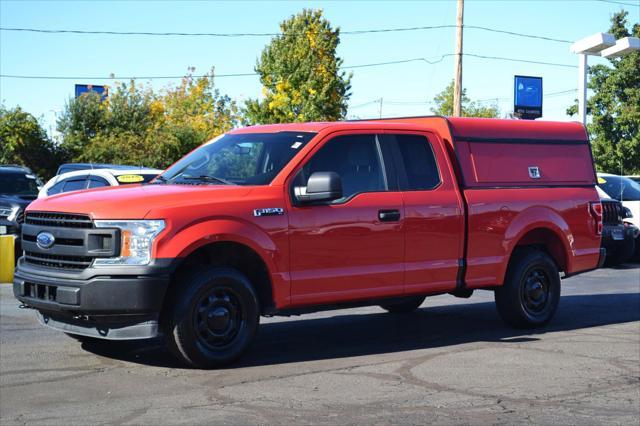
top-left (597, 177), bottom-right (606, 184)
top-left (117, 174), bottom-right (145, 183)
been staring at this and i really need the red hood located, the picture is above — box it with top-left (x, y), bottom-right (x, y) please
top-left (27, 184), bottom-right (254, 219)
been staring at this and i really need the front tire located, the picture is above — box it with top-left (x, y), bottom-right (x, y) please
top-left (164, 267), bottom-right (260, 368)
top-left (495, 248), bottom-right (560, 329)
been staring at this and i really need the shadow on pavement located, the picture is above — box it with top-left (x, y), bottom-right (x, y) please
top-left (81, 292), bottom-right (640, 369)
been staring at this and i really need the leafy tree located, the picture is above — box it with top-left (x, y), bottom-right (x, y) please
top-left (0, 105), bottom-right (59, 178)
top-left (431, 80), bottom-right (500, 118)
top-left (245, 9), bottom-right (351, 124)
top-left (567, 10), bottom-right (640, 174)
top-left (57, 70), bottom-right (239, 169)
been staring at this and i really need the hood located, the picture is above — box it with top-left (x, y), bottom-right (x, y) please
top-left (0, 194), bottom-right (36, 208)
top-left (26, 184), bottom-right (254, 219)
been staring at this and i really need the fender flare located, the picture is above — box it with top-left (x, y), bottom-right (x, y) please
top-left (500, 206), bottom-right (575, 281)
top-left (158, 217), bottom-right (280, 275)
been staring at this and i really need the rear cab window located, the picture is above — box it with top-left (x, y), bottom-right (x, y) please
top-left (391, 134), bottom-right (441, 191)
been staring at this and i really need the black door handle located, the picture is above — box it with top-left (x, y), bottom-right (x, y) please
top-left (378, 209), bottom-right (401, 222)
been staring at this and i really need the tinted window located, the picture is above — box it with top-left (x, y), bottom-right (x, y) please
top-left (87, 177), bottom-right (110, 189)
top-left (62, 178), bottom-right (88, 192)
top-left (297, 134), bottom-right (386, 201)
top-left (47, 181), bottom-right (66, 196)
top-left (0, 173), bottom-right (39, 196)
top-left (395, 135), bottom-right (440, 190)
top-left (161, 132), bottom-right (315, 186)
top-left (599, 175), bottom-right (640, 201)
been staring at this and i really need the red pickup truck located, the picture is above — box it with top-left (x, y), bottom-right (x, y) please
top-left (13, 117), bottom-right (604, 368)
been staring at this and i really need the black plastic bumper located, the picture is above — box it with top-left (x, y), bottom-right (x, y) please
top-left (12, 258), bottom-right (174, 339)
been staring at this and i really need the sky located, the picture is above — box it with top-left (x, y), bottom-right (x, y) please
top-left (1, 0), bottom-right (639, 136)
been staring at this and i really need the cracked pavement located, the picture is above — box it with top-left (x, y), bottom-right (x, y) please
top-left (1, 264), bottom-right (639, 425)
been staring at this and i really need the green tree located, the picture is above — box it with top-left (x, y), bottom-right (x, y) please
top-left (431, 80), bottom-right (500, 118)
top-left (245, 9), bottom-right (351, 124)
top-left (567, 10), bottom-right (640, 174)
top-left (57, 70), bottom-right (239, 169)
top-left (0, 105), bottom-right (59, 178)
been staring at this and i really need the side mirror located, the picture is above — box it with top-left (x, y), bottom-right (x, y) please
top-left (294, 171), bottom-right (342, 203)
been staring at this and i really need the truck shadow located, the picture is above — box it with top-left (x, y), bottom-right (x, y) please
top-left (81, 292), bottom-right (640, 369)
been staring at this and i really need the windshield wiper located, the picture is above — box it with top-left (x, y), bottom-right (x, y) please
top-left (180, 175), bottom-right (236, 185)
top-left (148, 175), bottom-right (168, 185)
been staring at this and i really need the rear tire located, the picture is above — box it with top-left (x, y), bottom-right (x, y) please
top-left (379, 296), bottom-right (426, 313)
top-left (495, 248), bottom-right (560, 329)
top-left (164, 267), bottom-right (260, 368)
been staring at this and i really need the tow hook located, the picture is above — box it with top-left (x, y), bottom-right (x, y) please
top-left (72, 314), bottom-right (90, 321)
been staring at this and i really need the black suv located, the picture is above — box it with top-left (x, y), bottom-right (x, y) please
top-left (601, 198), bottom-right (635, 266)
top-left (0, 165), bottom-right (41, 257)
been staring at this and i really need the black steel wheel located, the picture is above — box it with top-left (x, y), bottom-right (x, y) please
top-left (164, 267), bottom-right (260, 368)
top-left (193, 287), bottom-right (244, 351)
top-left (495, 248), bottom-right (560, 329)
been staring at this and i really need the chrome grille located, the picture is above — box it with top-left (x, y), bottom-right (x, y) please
top-left (601, 201), bottom-right (622, 225)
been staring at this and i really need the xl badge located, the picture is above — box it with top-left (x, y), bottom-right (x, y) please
top-left (253, 208), bottom-right (284, 217)
top-left (36, 231), bottom-right (56, 249)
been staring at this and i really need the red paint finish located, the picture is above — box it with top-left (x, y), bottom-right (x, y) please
top-left (288, 192), bottom-right (404, 305)
top-left (26, 117), bottom-right (602, 311)
top-left (396, 131), bottom-right (464, 295)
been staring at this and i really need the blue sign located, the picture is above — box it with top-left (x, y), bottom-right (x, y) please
top-left (514, 76), bottom-right (542, 119)
top-left (75, 84), bottom-right (108, 100)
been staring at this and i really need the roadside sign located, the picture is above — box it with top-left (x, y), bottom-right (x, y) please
top-left (75, 84), bottom-right (108, 100)
top-left (514, 76), bottom-right (542, 120)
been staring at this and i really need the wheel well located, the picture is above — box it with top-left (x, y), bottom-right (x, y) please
top-left (513, 228), bottom-right (568, 272)
top-left (170, 242), bottom-right (274, 313)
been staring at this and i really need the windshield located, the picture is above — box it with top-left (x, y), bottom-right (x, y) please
top-left (0, 173), bottom-right (39, 196)
top-left (160, 132), bottom-right (315, 186)
top-left (598, 175), bottom-right (640, 201)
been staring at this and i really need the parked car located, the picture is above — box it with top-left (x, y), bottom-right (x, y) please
top-left (596, 187), bottom-right (635, 265)
top-left (597, 173), bottom-right (640, 261)
top-left (55, 163), bottom-right (147, 176)
top-left (626, 175), bottom-right (640, 185)
top-left (13, 117), bottom-right (604, 368)
top-left (0, 165), bottom-right (42, 260)
top-left (38, 168), bottom-right (163, 199)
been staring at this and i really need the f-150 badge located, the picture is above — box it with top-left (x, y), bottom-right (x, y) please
top-left (253, 208), bottom-right (284, 217)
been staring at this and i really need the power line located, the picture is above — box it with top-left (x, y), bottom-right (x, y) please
top-left (594, 0), bottom-right (639, 7)
top-left (0, 53), bottom-right (576, 81)
top-left (352, 88), bottom-right (577, 110)
top-left (0, 24), bottom-right (573, 43)
top-left (464, 53), bottom-right (577, 68)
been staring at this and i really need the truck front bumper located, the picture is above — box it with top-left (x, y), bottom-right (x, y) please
top-left (12, 259), bottom-right (173, 340)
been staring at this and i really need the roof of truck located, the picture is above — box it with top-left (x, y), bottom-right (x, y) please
top-left (231, 116), bottom-right (588, 143)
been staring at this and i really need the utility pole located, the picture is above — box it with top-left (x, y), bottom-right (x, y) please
top-left (453, 0), bottom-right (464, 117)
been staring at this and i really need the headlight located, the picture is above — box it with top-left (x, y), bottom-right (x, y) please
top-left (7, 206), bottom-right (20, 222)
top-left (93, 220), bottom-right (165, 266)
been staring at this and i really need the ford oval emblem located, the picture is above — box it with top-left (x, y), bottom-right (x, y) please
top-left (36, 231), bottom-right (55, 249)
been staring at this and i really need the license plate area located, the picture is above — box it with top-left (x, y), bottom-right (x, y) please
top-left (611, 229), bottom-right (624, 241)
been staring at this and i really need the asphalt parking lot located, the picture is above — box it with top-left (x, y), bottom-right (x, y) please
top-left (1, 265), bottom-right (639, 425)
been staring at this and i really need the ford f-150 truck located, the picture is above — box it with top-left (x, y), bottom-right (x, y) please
top-left (13, 117), bottom-right (604, 368)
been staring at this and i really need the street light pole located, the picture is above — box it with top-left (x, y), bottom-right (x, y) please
top-left (577, 54), bottom-right (588, 125)
top-left (570, 33), bottom-right (616, 125)
top-left (453, 0), bottom-right (464, 117)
